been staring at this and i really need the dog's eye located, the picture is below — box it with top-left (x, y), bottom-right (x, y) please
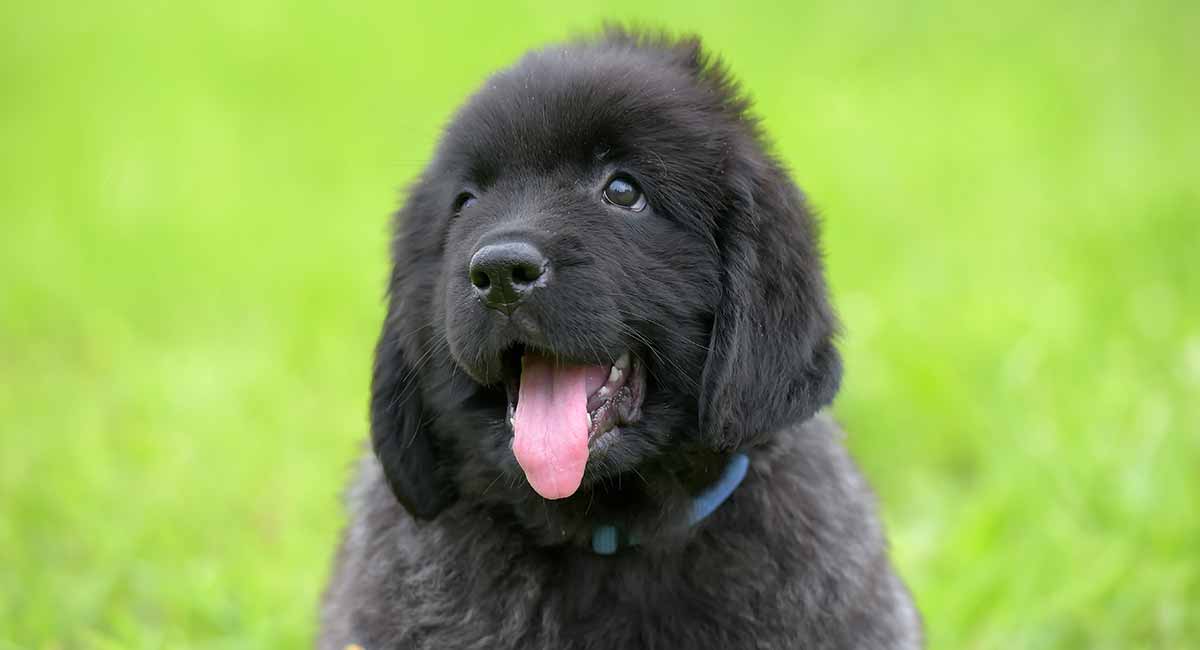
top-left (453, 192), bottom-right (477, 216)
top-left (602, 176), bottom-right (647, 211)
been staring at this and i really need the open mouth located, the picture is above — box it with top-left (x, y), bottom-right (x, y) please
top-left (501, 344), bottom-right (645, 499)
top-left (502, 346), bottom-right (646, 444)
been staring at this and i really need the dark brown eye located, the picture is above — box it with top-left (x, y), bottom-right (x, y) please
top-left (453, 192), bottom-right (477, 215)
top-left (602, 176), bottom-right (647, 211)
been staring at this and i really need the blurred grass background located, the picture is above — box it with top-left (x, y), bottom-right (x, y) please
top-left (2, 0), bottom-right (1197, 647)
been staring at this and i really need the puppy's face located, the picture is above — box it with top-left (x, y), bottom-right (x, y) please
top-left (371, 34), bottom-right (841, 521)
top-left (434, 58), bottom-right (736, 499)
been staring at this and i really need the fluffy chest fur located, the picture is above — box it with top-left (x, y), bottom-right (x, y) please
top-left (320, 417), bottom-right (921, 650)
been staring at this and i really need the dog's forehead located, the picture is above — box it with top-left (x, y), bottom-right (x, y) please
top-left (440, 47), bottom-right (732, 182)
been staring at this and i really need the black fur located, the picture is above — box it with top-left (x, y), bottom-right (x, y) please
top-left (321, 29), bottom-right (921, 649)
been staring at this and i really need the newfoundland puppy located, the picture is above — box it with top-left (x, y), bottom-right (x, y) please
top-left (320, 29), bottom-right (921, 649)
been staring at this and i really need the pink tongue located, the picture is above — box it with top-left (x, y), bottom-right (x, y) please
top-left (512, 353), bottom-right (597, 499)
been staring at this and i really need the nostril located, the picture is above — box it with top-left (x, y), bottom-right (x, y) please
top-left (470, 269), bottom-right (491, 290)
top-left (511, 262), bottom-right (544, 286)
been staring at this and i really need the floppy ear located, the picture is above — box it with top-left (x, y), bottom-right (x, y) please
top-left (699, 159), bottom-right (843, 449)
top-left (369, 300), bottom-right (453, 519)
top-left (369, 179), bottom-right (455, 519)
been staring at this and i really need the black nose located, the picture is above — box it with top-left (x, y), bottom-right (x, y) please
top-left (468, 241), bottom-right (548, 312)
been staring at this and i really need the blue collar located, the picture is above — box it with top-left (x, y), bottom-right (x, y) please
top-left (591, 452), bottom-right (750, 555)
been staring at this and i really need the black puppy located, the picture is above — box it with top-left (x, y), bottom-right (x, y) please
top-left (320, 29), bottom-right (921, 649)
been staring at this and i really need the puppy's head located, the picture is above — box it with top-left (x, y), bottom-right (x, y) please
top-left (370, 30), bottom-right (840, 520)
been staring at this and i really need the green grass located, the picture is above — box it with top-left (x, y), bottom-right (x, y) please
top-left (2, 1), bottom-right (1197, 647)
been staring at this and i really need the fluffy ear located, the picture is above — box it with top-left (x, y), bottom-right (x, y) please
top-left (370, 301), bottom-right (453, 519)
top-left (370, 176), bottom-right (456, 518)
top-left (699, 160), bottom-right (843, 449)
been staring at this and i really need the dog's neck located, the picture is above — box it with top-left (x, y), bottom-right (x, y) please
top-left (589, 452), bottom-right (749, 554)
top-left (469, 448), bottom-right (753, 555)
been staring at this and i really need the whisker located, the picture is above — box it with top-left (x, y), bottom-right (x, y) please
top-left (481, 472), bottom-right (504, 498)
top-left (630, 466), bottom-right (650, 487)
top-left (613, 308), bottom-right (711, 352)
top-left (612, 321), bottom-right (698, 390)
top-left (388, 336), bottom-right (449, 411)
